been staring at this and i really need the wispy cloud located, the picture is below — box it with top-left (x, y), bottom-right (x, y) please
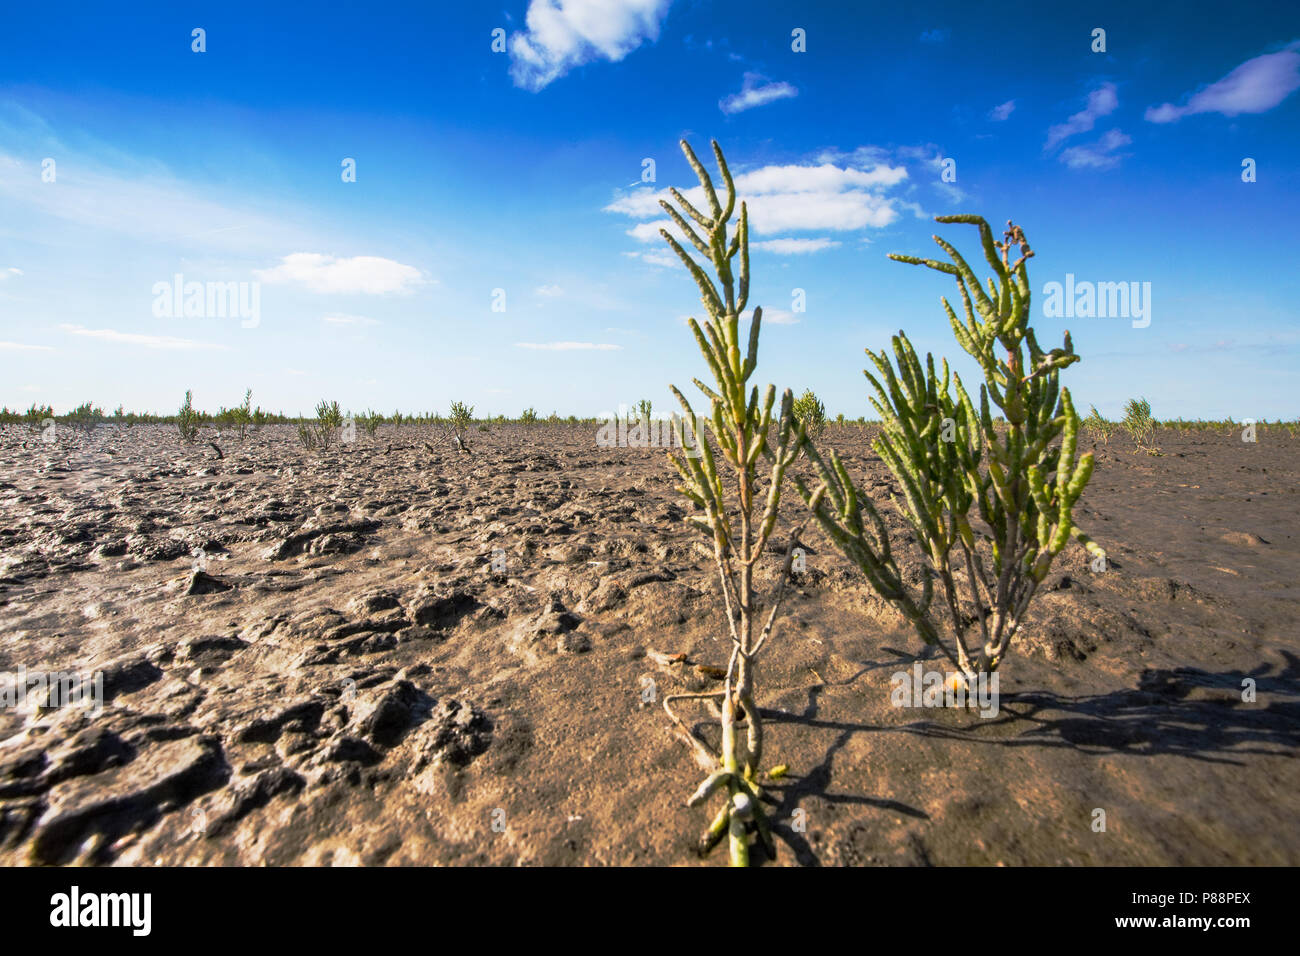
top-left (1045, 82), bottom-right (1119, 150)
top-left (1058, 129), bottom-right (1132, 170)
top-left (1146, 42), bottom-right (1300, 122)
top-left (0, 340), bottom-right (52, 351)
top-left (255, 254), bottom-right (426, 295)
top-left (751, 238), bottom-right (840, 254)
top-left (894, 144), bottom-right (968, 202)
top-left (989, 99), bottom-right (1016, 121)
top-left (58, 324), bottom-right (227, 351)
top-left (508, 0), bottom-right (672, 91)
top-left (719, 72), bottom-right (798, 114)
top-left (0, 267), bottom-right (22, 280)
top-left (514, 341), bottom-right (622, 351)
top-left (0, 108), bottom-right (313, 257)
top-left (534, 284), bottom-right (564, 297)
top-left (321, 313), bottom-right (379, 326)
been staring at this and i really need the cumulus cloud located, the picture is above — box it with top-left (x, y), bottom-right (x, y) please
top-left (1146, 43), bottom-right (1300, 122)
top-left (514, 341), bottom-right (622, 350)
top-left (989, 99), bottom-right (1016, 121)
top-left (1045, 83), bottom-right (1119, 149)
top-left (255, 254), bottom-right (426, 295)
top-left (719, 72), bottom-right (798, 114)
top-left (750, 238), bottom-right (840, 254)
top-left (622, 250), bottom-right (677, 267)
top-left (740, 308), bottom-right (799, 325)
top-left (605, 157), bottom-right (910, 244)
top-left (1058, 129), bottom-right (1133, 169)
top-left (58, 324), bottom-right (227, 350)
top-left (535, 284), bottom-right (564, 297)
top-left (508, 0), bottom-right (672, 91)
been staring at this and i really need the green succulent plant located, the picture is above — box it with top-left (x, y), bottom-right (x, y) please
top-left (659, 139), bottom-right (807, 867)
top-left (794, 216), bottom-right (1105, 678)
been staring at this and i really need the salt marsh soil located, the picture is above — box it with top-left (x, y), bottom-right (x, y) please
top-left (0, 422), bottom-right (1296, 866)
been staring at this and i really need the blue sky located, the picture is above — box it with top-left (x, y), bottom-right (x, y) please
top-left (1, 1), bottom-right (1297, 420)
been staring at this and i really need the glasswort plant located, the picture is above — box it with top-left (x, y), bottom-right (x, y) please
top-left (795, 216), bottom-right (1104, 680)
top-left (659, 139), bottom-right (807, 866)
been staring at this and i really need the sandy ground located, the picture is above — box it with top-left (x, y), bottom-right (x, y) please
top-left (0, 421), bottom-right (1296, 866)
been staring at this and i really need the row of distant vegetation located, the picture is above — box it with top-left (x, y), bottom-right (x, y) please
top-left (5, 394), bottom-right (1291, 438)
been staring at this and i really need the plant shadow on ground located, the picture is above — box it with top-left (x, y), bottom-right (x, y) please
top-left (751, 649), bottom-right (1300, 865)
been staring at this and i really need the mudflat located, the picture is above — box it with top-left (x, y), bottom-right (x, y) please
top-left (1, 422), bottom-right (1295, 865)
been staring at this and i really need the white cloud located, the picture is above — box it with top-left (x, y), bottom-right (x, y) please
top-left (1059, 129), bottom-right (1133, 169)
top-left (740, 308), bottom-right (799, 325)
top-left (737, 163), bottom-right (907, 193)
top-left (255, 254), bottom-right (426, 295)
top-left (605, 159), bottom-right (910, 241)
top-left (321, 313), bottom-right (379, 326)
top-left (58, 324), bottom-right (227, 351)
top-left (1045, 83), bottom-right (1119, 149)
top-left (743, 190), bottom-right (900, 231)
top-left (0, 340), bottom-right (52, 351)
top-left (1146, 43), bottom-right (1300, 122)
top-left (622, 218), bottom-right (674, 241)
top-left (623, 250), bottom-right (677, 267)
top-left (515, 341), bottom-right (622, 351)
top-left (508, 0), bottom-right (672, 91)
top-left (989, 100), bottom-right (1016, 121)
top-left (750, 238), bottom-right (840, 254)
top-left (719, 72), bottom-right (798, 114)
top-left (0, 267), bottom-right (22, 280)
top-left (535, 284), bottom-right (564, 297)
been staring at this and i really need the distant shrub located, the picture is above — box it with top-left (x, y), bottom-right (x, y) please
top-left (233, 389), bottom-right (253, 440)
top-left (448, 401), bottom-right (473, 432)
top-left (519, 407), bottom-right (539, 425)
top-left (1122, 397), bottom-right (1156, 450)
top-left (298, 399), bottom-right (343, 451)
top-left (361, 408), bottom-right (384, 438)
top-left (177, 391), bottom-right (200, 444)
top-left (24, 404), bottom-right (53, 432)
top-left (446, 401), bottom-right (474, 452)
top-left (1083, 404), bottom-right (1115, 444)
top-left (792, 389), bottom-right (827, 438)
top-left (64, 402), bottom-right (103, 433)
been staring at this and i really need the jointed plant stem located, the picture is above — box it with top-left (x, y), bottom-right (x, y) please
top-left (660, 139), bottom-right (804, 865)
top-left (793, 216), bottom-right (1105, 684)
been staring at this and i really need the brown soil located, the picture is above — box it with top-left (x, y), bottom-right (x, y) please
top-left (0, 423), bottom-right (1296, 866)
